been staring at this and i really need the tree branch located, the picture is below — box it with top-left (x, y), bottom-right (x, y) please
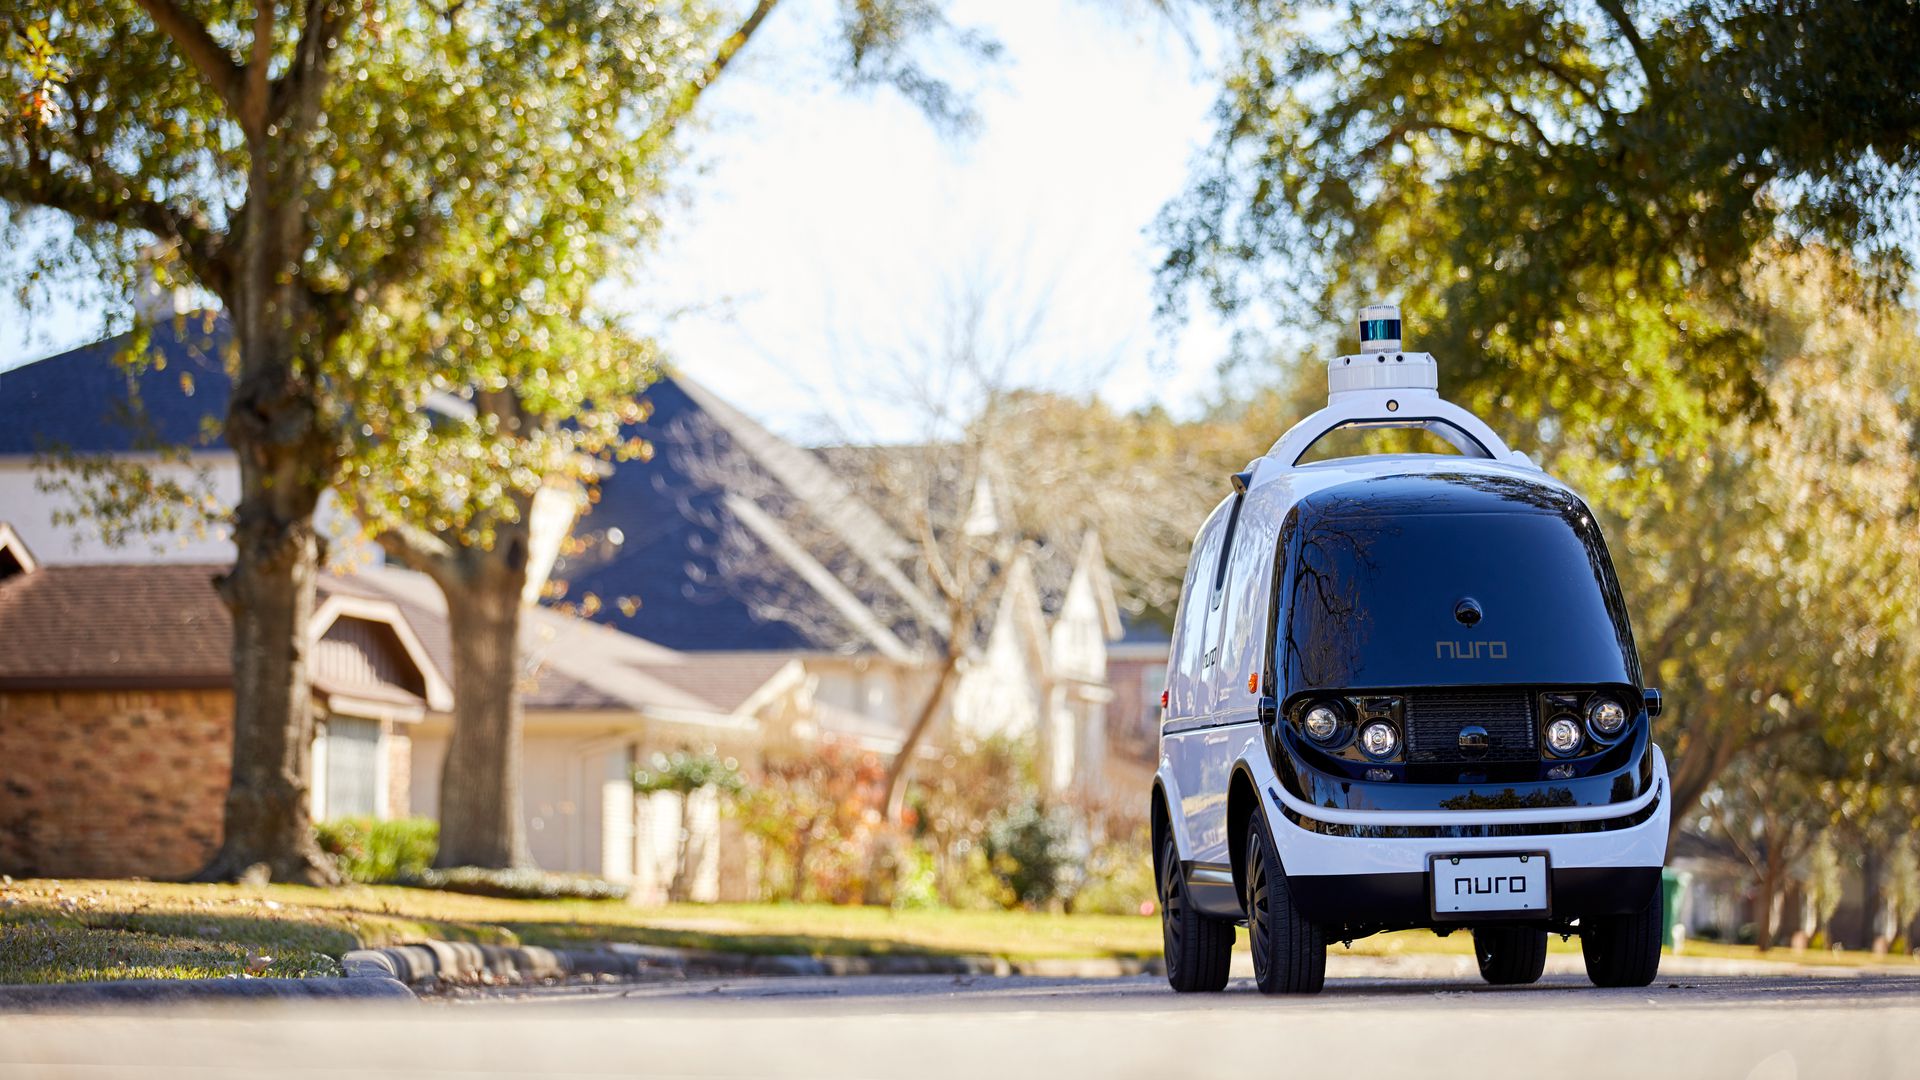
top-left (0, 162), bottom-right (230, 296)
top-left (367, 516), bottom-right (462, 590)
top-left (1592, 0), bottom-right (1659, 92)
top-left (243, 1), bottom-right (275, 135)
top-left (131, 0), bottom-right (248, 121)
top-left (271, 0), bottom-right (346, 128)
top-left (648, 0), bottom-right (782, 144)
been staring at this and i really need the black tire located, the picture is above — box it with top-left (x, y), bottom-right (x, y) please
top-left (1159, 832), bottom-right (1233, 992)
top-left (1246, 810), bottom-right (1326, 994)
top-left (1581, 890), bottom-right (1663, 987)
top-left (1472, 926), bottom-right (1549, 985)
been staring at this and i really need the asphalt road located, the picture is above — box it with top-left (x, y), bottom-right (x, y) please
top-left (5, 970), bottom-right (1919, 1079)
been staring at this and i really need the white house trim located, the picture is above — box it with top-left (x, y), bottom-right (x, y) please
top-left (310, 592), bottom-right (453, 712)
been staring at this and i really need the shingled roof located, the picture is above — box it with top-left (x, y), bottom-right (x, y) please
top-left (0, 313), bottom-right (232, 456)
top-left (0, 552), bottom-right (442, 710)
top-left (550, 374), bottom-right (940, 656)
top-left (0, 562), bottom-right (231, 688)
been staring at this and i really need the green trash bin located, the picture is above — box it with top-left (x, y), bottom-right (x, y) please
top-left (1660, 868), bottom-right (1689, 951)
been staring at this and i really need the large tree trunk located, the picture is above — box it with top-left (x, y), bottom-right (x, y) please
top-left (432, 531), bottom-right (533, 869)
top-left (198, 354), bottom-right (337, 883)
top-left (199, 499), bottom-right (335, 884)
top-left (196, 154), bottom-right (340, 884)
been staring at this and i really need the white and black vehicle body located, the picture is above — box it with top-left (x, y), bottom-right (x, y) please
top-left (1152, 306), bottom-right (1669, 994)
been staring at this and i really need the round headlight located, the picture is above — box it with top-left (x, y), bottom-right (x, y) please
top-left (1587, 697), bottom-right (1628, 736)
top-left (1359, 720), bottom-right (1399, 759)
top-left (1545, 716), bottom-right (1584, 756)
top-left (1302, 703), bottom-right (1342, 743)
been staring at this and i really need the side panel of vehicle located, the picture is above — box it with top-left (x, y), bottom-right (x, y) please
top-left (1159, 481), bottom-right (1290, 896)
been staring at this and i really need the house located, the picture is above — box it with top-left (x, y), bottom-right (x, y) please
top-left (0, 525), bottom-right (447, 879)
top-left (553, 373), bottom-right (1138, 800)
top-left (1100, 619), bottom-right (1174, 808)
top-left (1, 315), bottom-right (1150, 889)
top-left (0, 520), bottom-right (834, 897)
top-left (337, 563), bottom-right (821, 901)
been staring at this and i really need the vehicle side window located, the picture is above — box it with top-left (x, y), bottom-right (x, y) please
top-left (1169, 514), bottom-right (1225, 717)
top-left (1214, 507), bottom-right (1273, 699)
top-left (1209, 492), bottom-right (1246, 611)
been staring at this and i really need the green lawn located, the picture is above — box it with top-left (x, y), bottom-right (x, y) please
top-left (3, 877), bottom-right (1915, 985)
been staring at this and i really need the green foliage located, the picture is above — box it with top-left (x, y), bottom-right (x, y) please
top-left (313, 817), bottom-right (439, 883)
top-left (1161, 0), bottom-right (1920, 454)
top-left (983, 802), bottom-right (1083, 910)
top-left (395, 867), bottom-right (630, 902)
top-left (905, 736), bottom-right (1035, 905)
top-left (1069, 825), bottom-right (1157, 917)
top-left (632, 750), bottom-right (746, 798)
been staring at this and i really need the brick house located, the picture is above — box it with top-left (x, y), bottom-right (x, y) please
top-left (0, 525), bottom-right (449, 879)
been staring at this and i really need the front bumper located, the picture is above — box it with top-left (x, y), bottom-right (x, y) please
top-left (1259, 744), bottom-right (1671, 928)
top-left (1288, 866), bottom-right (1663, 927)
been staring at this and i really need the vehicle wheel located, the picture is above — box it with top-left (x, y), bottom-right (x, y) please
top-left (1581, 891), bottom-right (1663, 987)
top-left (1160, 832), bottom-right (1233, 992)
top-left (1472, 926), bottom-right (1549, 985)
top-left (1246, 810), bottom-right (1326, 994)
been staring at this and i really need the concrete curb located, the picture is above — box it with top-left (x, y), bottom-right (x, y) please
top-left (341, 941), bottom-right (1166, 988)
top-left (0, 975), bottom-right (415, 1011)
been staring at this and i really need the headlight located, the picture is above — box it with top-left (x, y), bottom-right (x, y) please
top-left (1545, 716), bottom-right (1583, 756)
top-left (1587, 696), bottom-right (1627, 737)
top-left (1359, 720), bottom-right (1399, 759)
top-left (1302, 703), bottom-right (1342, 743)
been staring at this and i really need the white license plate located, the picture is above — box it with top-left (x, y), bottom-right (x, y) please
top-left (1431, 853), bottom-right (1549, 916)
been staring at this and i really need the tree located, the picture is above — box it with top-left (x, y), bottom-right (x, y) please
top-left (1, 0), bottom-right (992, 878)
top-left (1575, 250), bottom-right (1920, 832)
top-left (1161, 0), bottom-right (1920, 831)
top-left (1, 0), bottom-right (621, 881)
top-left (343, 0), bottom-right (997, 869)
top-left (1702, 734), bottom-right (1829, 951)
top-left (1159, 0), bottom-right (1920, 454)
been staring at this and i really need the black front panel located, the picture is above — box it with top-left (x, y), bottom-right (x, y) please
top-left (1406, 688), bottom-right (1536, 764)
top-left (1277, 471), bottom-right (1642, 694)
top-left (1287, 866), bottom-right (1662, 932)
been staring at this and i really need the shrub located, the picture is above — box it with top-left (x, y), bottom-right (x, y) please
top-left (1070, 825), bottom-right (1157, 916)
top-left (314, 817), bottom-right (438, 883)
top-left (395, 867), bottom-right (630, 901)
top-left (737, 741), bottom-right (887, 904)
top-left (983, 802), bottom-right (1084, 910)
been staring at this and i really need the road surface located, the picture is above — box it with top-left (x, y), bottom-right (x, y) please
top-left (4, 970), bottom-right (1918, 1078)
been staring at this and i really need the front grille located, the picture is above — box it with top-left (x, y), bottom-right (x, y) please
top-left (1405, 689), bottom-right (1535, 763)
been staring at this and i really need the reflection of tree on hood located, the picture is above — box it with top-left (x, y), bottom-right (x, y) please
top-left (1284, 495), bottom-right (1388, 688)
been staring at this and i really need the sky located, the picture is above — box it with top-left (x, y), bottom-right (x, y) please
top-left (0, 0), bottom-right (1237, 444)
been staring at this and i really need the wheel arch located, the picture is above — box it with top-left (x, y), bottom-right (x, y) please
top-left (1227, 764), bottom-right (1263, 904)
top-left (1150, 779), bottom-right (1174, 884)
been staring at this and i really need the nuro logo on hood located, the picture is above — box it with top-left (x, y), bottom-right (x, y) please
top-left (1435, 641), bottom-right (1509, 660)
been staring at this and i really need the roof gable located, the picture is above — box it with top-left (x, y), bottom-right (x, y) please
top-left (311, 591), bottom-right (453, 712)
top-left (0, 523), bottom-right (38, 582)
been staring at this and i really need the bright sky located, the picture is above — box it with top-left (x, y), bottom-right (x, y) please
top-left (0, 0), bottom-right (1234, 444)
